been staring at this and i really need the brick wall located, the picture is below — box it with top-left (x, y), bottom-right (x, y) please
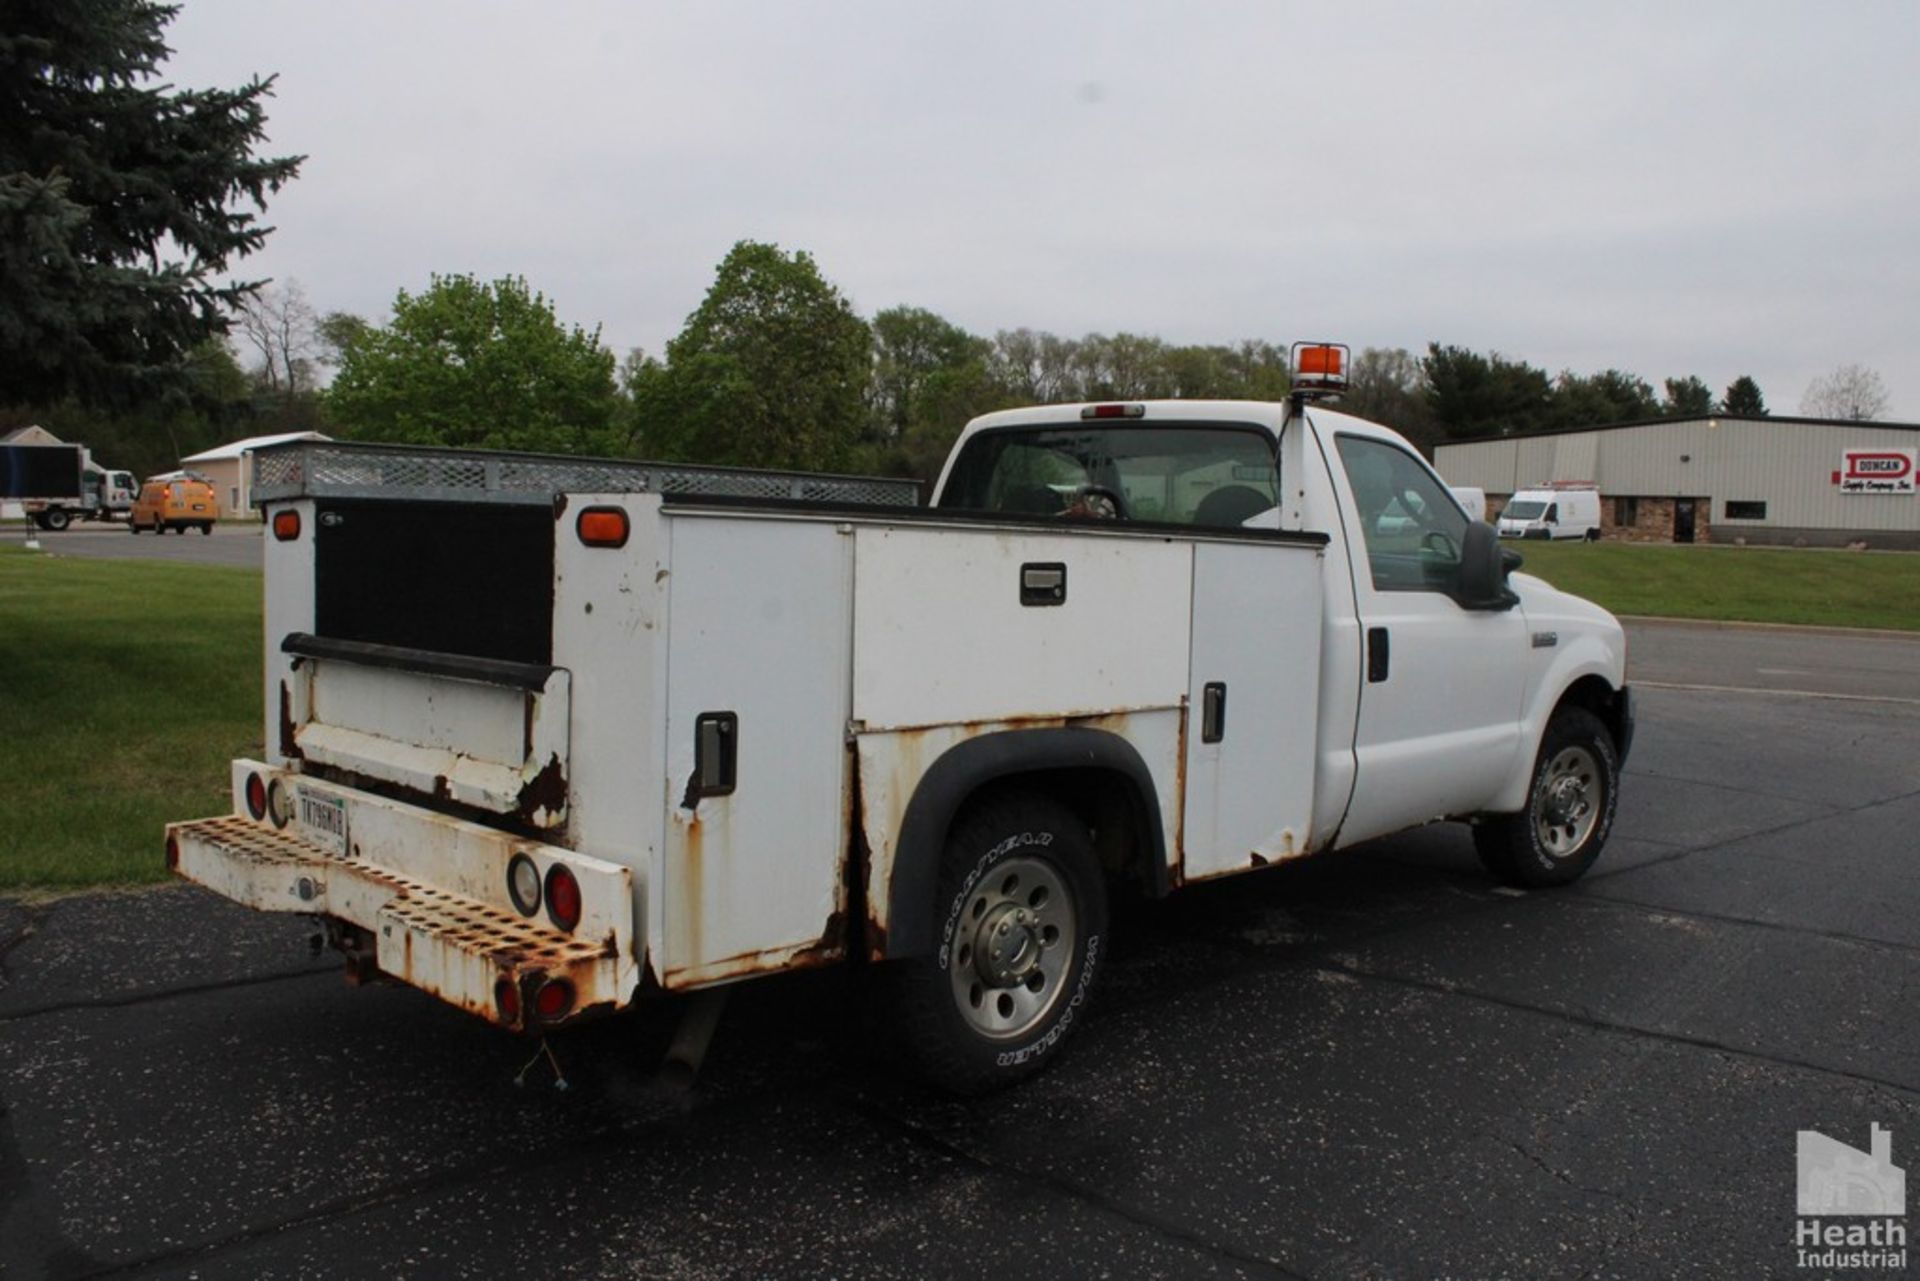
top-left (1605, 496), bottom-right (1712, 544)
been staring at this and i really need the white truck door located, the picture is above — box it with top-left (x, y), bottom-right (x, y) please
top-left (1325, 431), bottom-right (1529, 846)
top-left (1180, 538), bottom-right (1324, 879)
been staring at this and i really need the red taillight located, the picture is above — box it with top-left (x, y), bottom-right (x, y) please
top-left (576, 507), bottom-right (629, 548)
top-left (244, 772), bottom-right (267, 820)
top-left (494, 977), bottom-right (521, 1024)
top-left (162, 485), bottom-right (172, 500)
top-left (532, 978), bottom-right (575, 1023)
top-left (545, 864), bottom-right (582, 932)
top-left (272, 510), bottom-right (301, 541)
top-left (165, 834), bottom-right (180, 870)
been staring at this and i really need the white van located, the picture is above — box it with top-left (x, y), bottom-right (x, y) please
top-left (1497, 487), bottom-right (1602, 541)
top-left (1448, 485), bottom-right (1487, 523)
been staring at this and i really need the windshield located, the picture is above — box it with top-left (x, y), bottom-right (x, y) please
top-left (938, 424), bottom-right (1278, 528)
top-left (1503, 500), bottom-right (1546, 520)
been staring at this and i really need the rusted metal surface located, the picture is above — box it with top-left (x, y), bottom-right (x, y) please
top-left (677, 803), bottom-right (703, 976)
top-left (848, 746), bottom-right (886, 962)
top-left (855, 708), bottom-right (1185, 949)
top-left (516, 753), bottom-right (568, 827)
top-left (656, 514), bottom-right (853, 990)
top-left (286, 655), bottom-right (571, 829)
top-left (278, 680), bottom-right (304, 761)
top-left (168, 806), bottom-right (633, 1037)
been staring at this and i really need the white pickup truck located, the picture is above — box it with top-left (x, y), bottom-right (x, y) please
top-left (168, 346), bottom-right (1632, 1092)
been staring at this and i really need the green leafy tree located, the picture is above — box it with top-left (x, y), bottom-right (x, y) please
top-left (1422, 344), bottom-right (1553, 438)
top-left (868, 307), bottom-right (993, 440)
top-left (1, 0), bottom-right (302, 407)
top-left (1548, 369), bottom-right (1660, 428)
top-left (1662, 375), bottom-right (1715, 417)
top-left (1341, 347), bottom-right (1440, 454)
top-left (1722, 375), bottom-right (1768, 416)
top-left (2, 339), bottom-right (253, 479)
top-left (990, 328), bottom-right (1080, 403)
top-left (325, 274), bottom-right (618, 453)
top-left (636, 242), bottom-right (871, 471)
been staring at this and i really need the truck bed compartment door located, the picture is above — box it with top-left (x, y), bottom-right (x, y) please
top-left (659, 515), bottom-right (855, 988)
top-left (1181, 540), bottom-right (1324, 879)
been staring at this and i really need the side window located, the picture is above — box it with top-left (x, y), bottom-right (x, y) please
top-left (1334, 435), bottom-right (1470, 593)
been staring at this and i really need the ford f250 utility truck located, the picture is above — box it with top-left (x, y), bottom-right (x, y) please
top-left (167, 343), bottom-right (1632, 1093)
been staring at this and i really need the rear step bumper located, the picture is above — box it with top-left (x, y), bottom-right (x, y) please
top-left (168, 782), bottom-right (637, 1030)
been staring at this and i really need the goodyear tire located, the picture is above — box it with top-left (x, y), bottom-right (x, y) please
top-left (1475, 707), bottom-right (1619, 887)
top-left (890, 791), bottom-right (1107, 1094)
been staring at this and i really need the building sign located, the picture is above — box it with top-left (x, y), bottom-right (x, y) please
top-left (1836, 449), bottom-right (1917, 495)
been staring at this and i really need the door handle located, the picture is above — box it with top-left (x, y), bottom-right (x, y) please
top-left (1367, 627), bottom-right (1390, 683)
top-left (1201, 682), bottom-right (1227, 743)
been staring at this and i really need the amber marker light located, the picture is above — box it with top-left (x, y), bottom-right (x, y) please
top-left (576, 507), bottom-right (630, 548)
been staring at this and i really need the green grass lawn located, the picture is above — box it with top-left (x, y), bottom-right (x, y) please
top-left (1509, 540), bottom-right (1920, 631)
top-left (0, 545), bottom-right (262, 890)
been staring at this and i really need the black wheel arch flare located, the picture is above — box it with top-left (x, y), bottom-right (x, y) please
top-left (882, 727), bottom-right (1170, 960)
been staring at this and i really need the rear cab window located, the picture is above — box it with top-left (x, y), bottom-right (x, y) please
top-left (938, 424), bottom-right (1279, 529)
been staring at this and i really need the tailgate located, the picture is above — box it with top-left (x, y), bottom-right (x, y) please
top-left (281, 633), bottom-right (571, 829)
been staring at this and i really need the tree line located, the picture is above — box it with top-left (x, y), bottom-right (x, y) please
top-left (146, 241), bottom-right (1813, 487)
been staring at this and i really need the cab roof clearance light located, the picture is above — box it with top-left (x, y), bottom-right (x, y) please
top-left (1289, 342), bottom-right (1351, 398)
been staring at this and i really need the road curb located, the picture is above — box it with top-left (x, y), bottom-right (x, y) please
top-left (1619, 615), bottom-right (1920, 642)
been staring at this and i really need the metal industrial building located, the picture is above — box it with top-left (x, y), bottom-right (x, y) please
top-left (1434, 415), bottom-right (1920, 549)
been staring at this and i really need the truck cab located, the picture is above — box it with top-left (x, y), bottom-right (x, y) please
top-left (166, 344), bottom-right (1631, 1092)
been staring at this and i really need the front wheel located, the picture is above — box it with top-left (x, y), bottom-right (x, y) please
top-left (1475, 707), bottom-right (1619, 887)
top-left (199, 522), bottom-right (212, 535)
top-left (887, 791), bottom-right (1108, 1094)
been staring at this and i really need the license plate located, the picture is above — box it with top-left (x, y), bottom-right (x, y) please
top-left (297, 787), bottom-right (349, 857)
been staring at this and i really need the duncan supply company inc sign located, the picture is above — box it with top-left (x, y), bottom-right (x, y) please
top-left (1835, 449), bottom-right (1917, 495)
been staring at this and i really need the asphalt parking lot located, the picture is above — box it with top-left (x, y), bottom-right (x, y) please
top-left (5, 521), bottom-right (263, 569)
top-left (3, 629), bottom-right (1918, 1279)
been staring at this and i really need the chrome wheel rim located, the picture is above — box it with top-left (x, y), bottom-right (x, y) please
top-left (1535, 745), bottom-right (1601, 858)
top-left (949, 856), bottom-right (1076, 1040)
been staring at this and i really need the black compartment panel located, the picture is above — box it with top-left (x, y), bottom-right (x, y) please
top-left (313, 500), bottom-right (554, 665)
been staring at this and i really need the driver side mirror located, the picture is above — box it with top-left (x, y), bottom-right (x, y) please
top-left (1457, 521), bottom-right (1521, 611)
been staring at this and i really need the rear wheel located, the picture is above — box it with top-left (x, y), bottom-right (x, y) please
top-left (42, 507), bottom-right (70, 532)
top-left (199, 522), bottom-right (212, 535)
top-left (887, 791), bottom-right (1108, 1094)
top-left (1475, 707), bottom-right (1618, 887)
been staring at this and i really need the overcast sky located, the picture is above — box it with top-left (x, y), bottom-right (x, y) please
top-left (167, 1), bottom-right (1920, 418)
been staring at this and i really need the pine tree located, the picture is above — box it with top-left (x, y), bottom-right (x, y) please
top-left (0, 1), bottom-right (303, 406)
